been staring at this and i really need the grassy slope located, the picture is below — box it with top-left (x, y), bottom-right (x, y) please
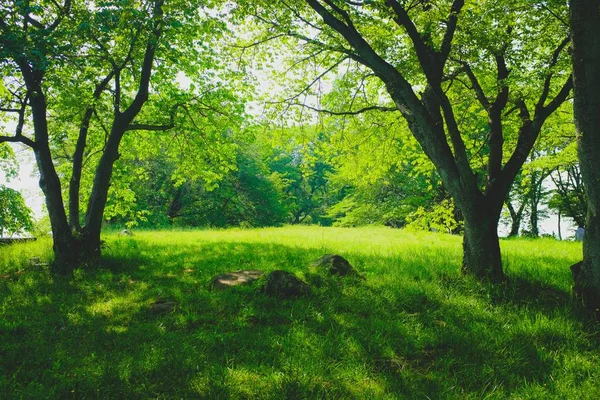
top-left (0, 226), bottom-right (598, 399)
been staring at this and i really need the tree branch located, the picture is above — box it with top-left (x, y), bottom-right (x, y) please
top-left (487, 54), bottom-right (510, 185)
top-left (120, 0), bottom-right (165, 122)
top-left (458, 61), bottom-right (490, 109)
top-left (289, 103), bottom-right (398, 115)
top-left (535, 75), bottom-right (573, 122)
top-left (498, 100), bottom-right (534, 193)
top-left (0, 134), bottom-right (35, 148)
top-left (114, 69), bottom-right (121, 114)
top-left (385, 0), bottom-right (435, 73)
top-left (126, 123), bottom-right (174, 132)
top-left (0, 94), bottom-right (36, 149)
top-left (535, 36), bottom-right (570, 113)
top-left (439, 0), bottom-right (465, 68)
top-left (47, 0), bottom-right (71, 31)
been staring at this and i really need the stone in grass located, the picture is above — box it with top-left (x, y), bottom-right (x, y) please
top-left (264, 270), bottom-right (310, 298)
top-left (149, 299), bottom-right (177, 314)
top-left (312, 254), bottom-right (361, 277)
top-left (118, 229), bottom-right (134, 237)
top-left (212, 270), bottom-right (264, 290)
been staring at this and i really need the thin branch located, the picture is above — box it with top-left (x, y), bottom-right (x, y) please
top-left (251, 13), bottom-right (364, 63)
top-left (439, 0), bottom-right (465, 66)
top-left (47, 0), bottom-right (72, 31)
top-left (289, 102), bottom-right (397, 115)
top-left (322, 0), bottom-right (355, 27)
top-left (24, 15), bottom-right (44, 30)
top-left (114, 69), bottom-right (121, 114)
top-left (0, 94), bottom-right (36, 148)
top-left (535, 36), bottom-right (570, 113)
top-left (281, 0), bottom-right (322, 31)
top-left (230, 33), bottom-right (286, 49)
top-left (274, 56), bottom-right (349, 105)
top-left (536, 75), bottom-right (573, 121)
top-left (540, 3), bottom-right (569, 28)
top-left (386, 0), bottom-right (434, 70)
top-left (457, 61), bottom-right (490, 109)
top-left (126, 123), bottom-right (174, 131)
top-left (0, 135), bottom-right (33, 148)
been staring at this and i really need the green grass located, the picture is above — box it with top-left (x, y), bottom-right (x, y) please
top-left (1, 226), bottom-right (598, 399)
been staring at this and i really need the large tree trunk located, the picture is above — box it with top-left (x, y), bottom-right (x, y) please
top-left (34, 143), bottom-right (77, 273)
top-left (571, 0), bottom-right (600, 315)
top-left (69, 72), bottom-right (116, 233)
top-left (83, 122), bottom-right (128, 259)
top-left (31, 84), bottom-right (99, 271)
top-left (27, 83), bottom-right (79, 273)
top-left (461, 203), bottom-right (504, 282)
top-left (69, 108), bottom-right (94, 233)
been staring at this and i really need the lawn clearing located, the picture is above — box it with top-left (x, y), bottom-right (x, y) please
top-left (1, 226), bottom-right (598, 398)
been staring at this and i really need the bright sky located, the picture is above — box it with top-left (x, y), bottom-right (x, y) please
top-left (0, 143), bottom-right (45, 218)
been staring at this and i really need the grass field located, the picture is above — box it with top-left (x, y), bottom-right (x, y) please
top-left (1, 226), bottom-right (599, 399)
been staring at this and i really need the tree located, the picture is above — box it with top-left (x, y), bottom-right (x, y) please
top-left (570, 0), bottom-right (600, 314)
top-left (0, 0), bottom-right (235, 272)
top-left (0, 144), bottom-right (34, 237)
top-left (0, 186), bottom-right (33, 237)
top-left (315, 104), bottom-right (447, 228)
top-left (241, 0), bottom-right (572, 281)
top-left (111, 143), bottom-right (287, 228)
top-left (268, 132), bottom-right (335, 225)
top-left (504, 172), bottom-right (527, 237)
top-left (550, 164), bottom-right (586, 229)
top-left (518, 112), bottom-right (584, 237)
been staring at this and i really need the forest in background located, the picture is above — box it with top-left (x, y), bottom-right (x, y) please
top-left (2, 98), bottom-right (584, 238)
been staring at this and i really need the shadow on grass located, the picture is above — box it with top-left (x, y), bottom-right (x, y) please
top-left (0, 238), bottom-right (598, 398)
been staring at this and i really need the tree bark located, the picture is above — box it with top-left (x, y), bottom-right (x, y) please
top-left (558, 210), bottom-right (562, 240)
top-left (506, 200), bottom-right (525, 237)
top-left (462, 206), bottom-right (503, 282)
top-left (571, 0), bottom-right (600, 315)
top-left (529, 170), bottom-right (540, 237)
top-left (83, 119), bottom-right (128, 257)
top-left (25, 76), bottom-right (78, 273)
top-left (69, 71), bottom-right (115, 232)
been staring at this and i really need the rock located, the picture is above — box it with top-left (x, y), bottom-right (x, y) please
top-left (118, 229), bottom-right (134, 237)
top-left (212, 270), bottom-right (264, 290)
top-left (264, 270), bottom-right (310, 298)
top-left (312, 254), bottom-right (360, 277)
top-left (149, 299), bottom-right (177, 314)
top-left (575, 227), bottom-right (585, 241)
